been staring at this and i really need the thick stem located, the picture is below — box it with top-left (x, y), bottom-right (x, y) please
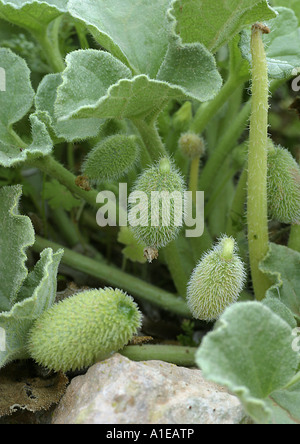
top-left (247, 25), bottom-right (271, 301)
top-left (162, 240), bottom-right (189, 299)
top-left (288, 225), bottom-right (300, 253)
top-left (132, 119), bottom-right (167, 161)
top-left (33, 236), bottom-right (191, 317)
top-left (120, 345), bottom-right (197, 366)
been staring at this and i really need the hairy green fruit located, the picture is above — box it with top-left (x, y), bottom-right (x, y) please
top-left (128, 157), bottom-right (186, 250)
top-left (82, 135), bottom-right (140, 183)
top-left (187, 237), bottom-right (246, 322)
top-left (267, 144), bottom-right (300, 224)
top-left (27, 288), bottom-right (142, 372)
top-left (178, 133), bottom-right (206, 160)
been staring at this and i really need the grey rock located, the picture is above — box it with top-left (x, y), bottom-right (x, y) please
top-left (52, 354), bottom-right (248, 424)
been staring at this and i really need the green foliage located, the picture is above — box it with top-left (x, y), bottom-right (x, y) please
top-left (117, 226), bottom-right (147, 264)
top-left (240, 7), bottom-right (300, 79)
top-left (187, 237), bottom-right (246, 321)
top-left (0, 186), bottom-right (63, 369)
top-left (44, 179), bottom-right (81, 211)
top-left (196, 302), bottom-right (300, 424)
top-left (28, 288), bottom-right (142, 372)
top-left (267, 144), bottom-right (300, 224)
top-left (82, 135), bottom-right (140, 183)
top-left (169, 0), bottom-right (276, 53)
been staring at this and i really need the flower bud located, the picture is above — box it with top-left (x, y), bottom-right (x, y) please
top-left (267, 144), bottom-right (300, 224)
top-left (178, 133), bottom-right (206, 160)
top-left (187, 236), bottom-right (246, 322)
top-left (82, 134), bottom-right (140, 183)
top-left (128, 157), bottom-right (186, 250)
top-left (27, 288), bottom-right (142, 372)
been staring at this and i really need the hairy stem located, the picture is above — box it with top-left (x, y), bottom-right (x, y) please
top-left (33, 236), bottom-right (191, 317)
top-left (32, 22), bottom-right (65, 73)
top-left (247, 25), bottom-right (271, 301)
top-left (288, 225), bottom-right (300, 253)
top-left (226, 168), bottom-right (248, 237)
top-left (132, 119), bottom-right (167, 161)
top-left (121, 345), bottom-right (197, 366)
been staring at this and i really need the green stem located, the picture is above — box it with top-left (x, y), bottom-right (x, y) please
top-left (205, 166), bottom-right (237, 219)
top-left (189, 74), bottom-right (245, 134)
top-left (120, 345), bottom-right (197, 366)
top-left (33, 236), bottom-right (191, 317)
top-left (27, 155), bottom-right (126, 222)
top-left (288, 225), bottom-right (300, 253)
top-left (189, 156), bottom-right (200, 205)
top-left (198, 100), bottom-right (251, 193)
top-left (247, 25), bottom-right (271, 301)
top-left (132, 119), bottom-right (167, 161)
top-left (51, 207), bottom-right (80, 247)
top-left (32, 22), bottom-right (65, 73)
top-left (162, 240), bottom-right (189, 298)
top-left (226, 168), bottom-right (248, 237)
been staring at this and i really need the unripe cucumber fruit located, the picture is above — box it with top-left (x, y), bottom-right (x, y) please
top-left (82, 134), bottom-right (140, 183)
top-left (27, 288), bottom-right (142, 372)
top-left (267, 144), bottom-right (300, 224)
top-left (187, 237), bottom-right (246, 322)
top-left (128, 157), bottom-right (186, 249)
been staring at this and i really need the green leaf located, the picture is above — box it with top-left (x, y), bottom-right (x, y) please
top-left (0, 185), bottom-right (35, 312)
top-left (55, 49), bottom-right (222, 123)
top-left (0, 0), bottom-right (67, 35)
top-left (67, 0), bottom-right (171, 77)
top-left (169, 0), bottom-right (276, 53)
top-left (44, 179), bottom-right (81, 211)
top-left (262, 296), bottom-right (297, 329)
top-left (260, 243), bottom-right (300, 319)
top-left (196, 302), bottom-right (299, 424)
top-left (35, 74), bottom-right (103, 142)
top-left (0, 247), bottom-right (63, 368)
top-left (271, 0), bottom-right (300, 22)
top-left (0, 49), bottom-right (53, 166)
top-left (240, 7), bottom-right (300, 79)
top-left (117, 226), bottom-right (147, 264)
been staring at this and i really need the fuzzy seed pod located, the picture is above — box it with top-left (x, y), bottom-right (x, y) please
top-left (82, 135), bottom-right (140, 183)
top-left (267, 144), bottom-right (300, 224)
top-left (187, 237), bottom-right (246, 322)
top-left (178, 133), bottom-right (206, 160)
top-left (27, 288), bottom-right (142, 372)
top-left (128, 157), bottom-right (186, 250)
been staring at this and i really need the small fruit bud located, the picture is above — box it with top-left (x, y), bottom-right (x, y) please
top-left (27, 288), bottom-right (142, 372)
top-left (267, 144), bottom-right (300, 224)
top-left (178, 133), bottom-right (206, 160)
top-left (82, 134), bottom-right (140, 183)
top-left (128, 157), bottom-right (186, 251)
top-left (187, 236), bottom-right (246, 322)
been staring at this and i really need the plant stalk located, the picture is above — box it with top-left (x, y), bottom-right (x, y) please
top-left (247, 24), bottom-right (272, 301)
top-left (120, 344), bottom-right (197, 366)
top-left (33, 236), bottom-right (191, 317)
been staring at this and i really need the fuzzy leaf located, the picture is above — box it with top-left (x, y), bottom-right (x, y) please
top-left (44, 179), bottom-right (81, 211)
top-left (196, 302), bottom-right (300, 424)
top-left (259, 243), bottom-right (300, 319)
top-left (240, 7), bottom-right (300, 79)
top-left (0, 0), bottom-right (67, 35)
top-left (169, 0), bottom-right (276, 53)
top-left (0, 248), bottom-right (63, 369)
top-left (67, 0), bottom-right (170, 77)
top-left (0, 185), bottom-right (35, 312)
top-left (55, 49), bottom-right (221, 123)
top-left (0, 49), bottom-right (53, 166)
top-left (271, 0), bottom-right (300, 22)
top-left (35, 74), bottom-right (102, 142)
